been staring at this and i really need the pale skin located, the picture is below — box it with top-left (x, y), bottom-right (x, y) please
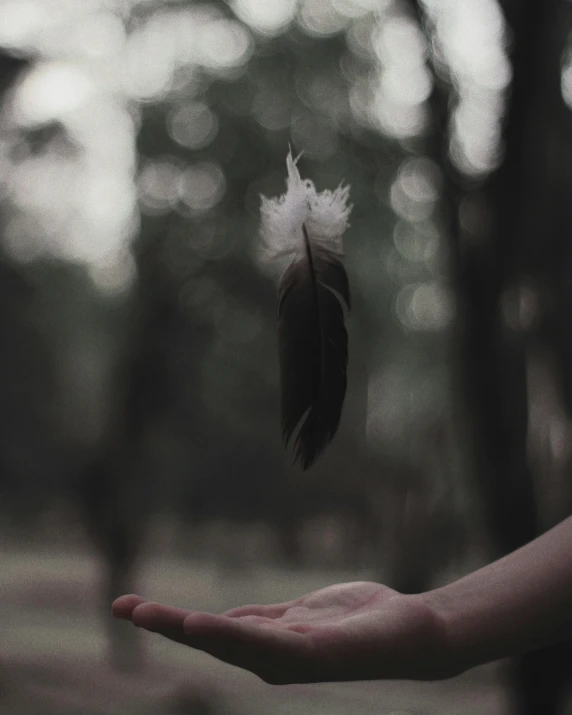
top-left (112, 514), bottom-right (572, 684)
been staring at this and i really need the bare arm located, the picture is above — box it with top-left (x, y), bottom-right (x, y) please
top-left (426, 514), bottom-right (572, 674)
top-left (112, 515), bottom-right (572, 683)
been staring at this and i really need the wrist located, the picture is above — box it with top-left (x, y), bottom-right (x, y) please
top-left (420, 589), bottom-right (471, 679)
top-left (386, 592), bottom-right (465, 681)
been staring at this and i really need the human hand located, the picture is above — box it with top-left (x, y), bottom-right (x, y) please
top-left (112, 581), bottom-right (453, 684)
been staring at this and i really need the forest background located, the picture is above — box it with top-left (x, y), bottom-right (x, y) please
top-left (1, 1), bottom-right (572, 713)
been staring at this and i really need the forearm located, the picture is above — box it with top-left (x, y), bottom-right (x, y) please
top-left (424, 515), bottom-right (572, 674)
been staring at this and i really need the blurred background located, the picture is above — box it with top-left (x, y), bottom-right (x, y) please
top-left (1, 0), bottom-right (572, 713)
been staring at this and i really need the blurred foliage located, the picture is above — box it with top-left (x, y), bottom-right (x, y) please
top-left (0, 0), bottom-right (461, 546)
top-left (1, 0), bottom-right (570, 600)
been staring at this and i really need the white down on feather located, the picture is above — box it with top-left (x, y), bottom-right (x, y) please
top-left (259, 151), bottom-right (351, 267)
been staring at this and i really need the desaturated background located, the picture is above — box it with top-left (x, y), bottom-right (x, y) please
top-left (1, 1), bottom-right (572, 713)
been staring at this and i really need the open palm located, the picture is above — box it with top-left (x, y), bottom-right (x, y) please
top-left (112, 581), bottom-right (449, 684)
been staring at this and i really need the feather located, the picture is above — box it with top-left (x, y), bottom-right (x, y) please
top-left (260, 151), bottom-right (352, 469)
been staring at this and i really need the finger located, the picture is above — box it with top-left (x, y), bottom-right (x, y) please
top-left (223, 601), bottom-right (294, 619)
top-left (131, 602), bottom-right (192, 631)
top-left (129, 604), bottom-right (289, 670)
top-left (130, 602), bottom-right (202, 648)
top-left (126, 605), bottom-right (315, 683)
top-left (112, 594), bottom-right (148, 620)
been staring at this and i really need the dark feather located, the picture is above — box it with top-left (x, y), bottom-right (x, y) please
top-left (278, 225), bottom-right (350, 470)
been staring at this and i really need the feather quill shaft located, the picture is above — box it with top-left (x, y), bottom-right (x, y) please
top-left (260, 152), bottom-right (352, 469)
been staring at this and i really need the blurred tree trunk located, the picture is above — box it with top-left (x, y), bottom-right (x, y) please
top-left (77, 231), bottom-right (179, 669)
top-left (510, 1), bottom-right (572, 712)
top-left (467, 2), bottom-right (572, 712)
top-left (411, 0), bottom-right (572, 712)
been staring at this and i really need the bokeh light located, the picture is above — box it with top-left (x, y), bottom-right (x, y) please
top-left (370, 12), bottom-right (431, 139)
top-left (12, 61), bottom-right (96, 125)
top-left (138, 157), bottom-right (183, 215)
top-left (422, 0), bottom-right (509, 176)
top-left (167, 101), bottom-right (219, 150)
top-left (0, 0), bottom-right (52, 51)
top-left (390, 157), bottom-right (441, 222)
top-left (298, 0), bottom-right (352, 37)
top-left (231, 0), bottom-right (297, 37)
top-left (88, 249), bottom-right (137, 297)
top-left (394, 281), bottom-right (455, 332)
top-left (178, 161), bottom-right (226, 213)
